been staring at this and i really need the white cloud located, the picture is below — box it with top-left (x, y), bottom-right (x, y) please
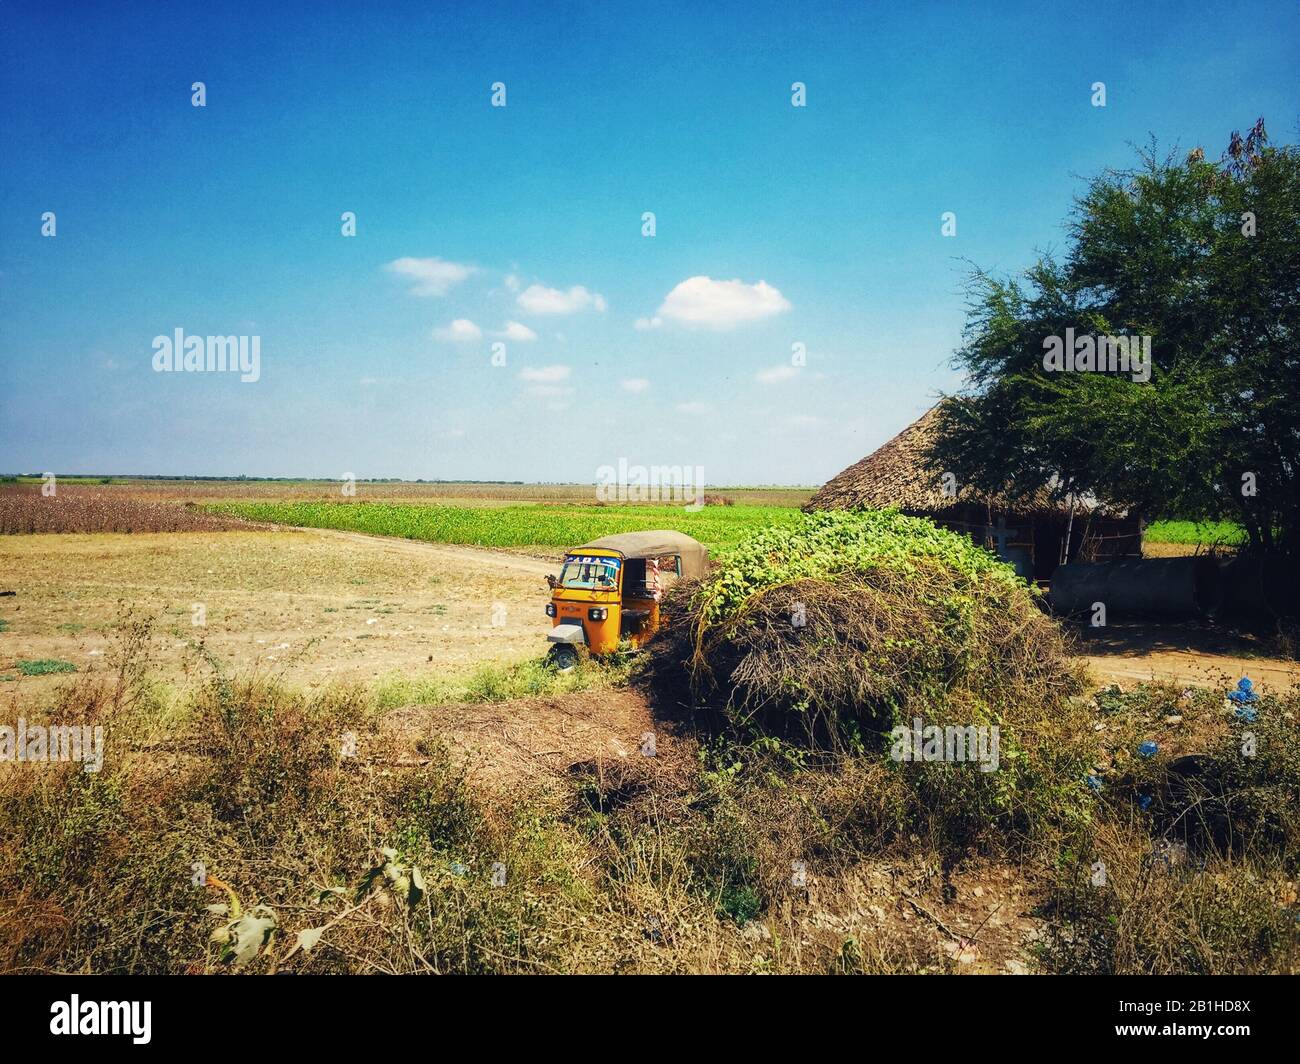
top-left (517, 283), bottom-right (607, 316)
top-left (675, 400), bottom-right (713, 416)
top-left (621, 378), bottom-right (651, 393)
top-left (433, 318), bottom-right (483, 342)
top-left (385, 256), bottom-right (476, 297)
top-left (518, 365), bottom-right (571, 384)
top-left (494, 320), bottom-right (538, 342)
top-left (634, 316), bottom-right (662, 331)
top-left (654, 276), bottom-right (791, 330)
top-left (519, 365), bottom-right (574, 400)
top-left (504, 273), bottom-right (521, 293)
top-left (756, 365), bottom-right (799, 384)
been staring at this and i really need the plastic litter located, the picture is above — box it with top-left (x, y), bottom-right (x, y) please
top-left (1227, 677), bottom-right (1259, 705)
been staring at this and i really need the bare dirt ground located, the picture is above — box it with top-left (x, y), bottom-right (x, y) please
top-left (1079, 621), bottom-right (1298, 692)
top-left (801, 855), bottom-right (1046, 974)
top-left (1140, 540), bottom-right (1204, 558)
top-left (0, 529), bottom-right (559, 694)
top-left (380, 687), bottom-right (678, 794)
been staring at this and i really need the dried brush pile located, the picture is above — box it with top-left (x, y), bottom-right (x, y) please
top-left (647, 509), bottom-right (1096, 843)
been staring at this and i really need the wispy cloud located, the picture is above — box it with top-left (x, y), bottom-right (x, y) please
top-left (385, 256), bottom-right (476, 297)
top-left (518, 364), bottom-right (573, 400)
top-left (650, 276), bottom-right (791, 330)
top-left (517, 283), bottom-right (607, 316)
top-left (675, 400), bottom-right (713, 415)
top-left (433, 318), bottom-right (483, 342)
top-left (621, 378), bottom-right (650, 393)
top-left (494, 320), bottom-right (538, 342)
top-left (518, 365), bottom-right (571, 384)
top-left (756, 365), bottom-right (799, 384)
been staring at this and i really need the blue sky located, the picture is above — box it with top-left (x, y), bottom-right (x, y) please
top-left (1, 0), bottom-right (1296, 484)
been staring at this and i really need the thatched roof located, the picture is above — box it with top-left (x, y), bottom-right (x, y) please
top-left (805, 406), bottom-right (1114, 518)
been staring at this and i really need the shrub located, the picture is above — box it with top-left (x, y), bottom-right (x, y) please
top-left (16, 659), bottom-right (77, 676)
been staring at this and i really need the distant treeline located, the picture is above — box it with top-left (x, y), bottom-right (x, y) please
top-left (5, 474), bottom-right (815, 488)
top-left (6, 475), bottom-right (535, 484)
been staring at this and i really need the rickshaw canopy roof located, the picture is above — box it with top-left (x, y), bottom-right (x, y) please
top-left (575, 530), bottom-right (708, 579)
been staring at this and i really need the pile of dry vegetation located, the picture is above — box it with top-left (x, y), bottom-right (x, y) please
top-left (647, 509), bottom-right (1096, 848)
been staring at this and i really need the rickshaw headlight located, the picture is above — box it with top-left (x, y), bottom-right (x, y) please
top-left (588, 607), bottom-right (608, 621)
top-left (545, 603), bottom-right (556, 617)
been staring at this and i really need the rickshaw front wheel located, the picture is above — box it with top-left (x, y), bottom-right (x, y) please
top-left (548, 643), bottom-right (579, 673)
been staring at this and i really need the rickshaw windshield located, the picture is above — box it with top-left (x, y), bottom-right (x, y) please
top-left (558, 555), bottom-right (621, 591)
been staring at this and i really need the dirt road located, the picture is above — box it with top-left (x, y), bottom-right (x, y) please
top-left (1085, 651), bottom-right (1298, 692)
top-left (1079, 621), bottom-right (1298, 692)
top-left (292, 526), bottom-right (560, 578)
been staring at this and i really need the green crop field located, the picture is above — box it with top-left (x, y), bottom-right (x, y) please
top-left (203, 500), bottom-right (803, 553)
top-left (204, 502), bottom-right (1255, 554)
top-left (1144, 519), bottom-right (1247, 546)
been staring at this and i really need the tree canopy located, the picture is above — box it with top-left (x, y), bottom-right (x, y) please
top-left (929, 119), bottom-right (1300, 557)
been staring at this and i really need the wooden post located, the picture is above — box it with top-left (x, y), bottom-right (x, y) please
top-left (1062, 492), bottom-right (1077, 566)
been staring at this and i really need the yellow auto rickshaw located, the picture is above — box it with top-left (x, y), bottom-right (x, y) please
top-left (545, 531), bottom-right (708, 666)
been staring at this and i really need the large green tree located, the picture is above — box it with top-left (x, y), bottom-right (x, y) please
top-left (929, 120), bottom-right (1300, 557)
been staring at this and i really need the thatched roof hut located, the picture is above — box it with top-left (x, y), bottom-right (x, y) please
top-left (806, 406), bottom-right (1141, 580)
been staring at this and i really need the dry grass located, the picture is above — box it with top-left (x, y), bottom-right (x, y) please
top-left (1037, 681), bottom-right (1300, 973)
top-left (2, 604), bottom-right (1297, 975)
top-left (0, 529), bottom-right (554, 691)
top-left (0, 612), bottom-right (934, 974)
